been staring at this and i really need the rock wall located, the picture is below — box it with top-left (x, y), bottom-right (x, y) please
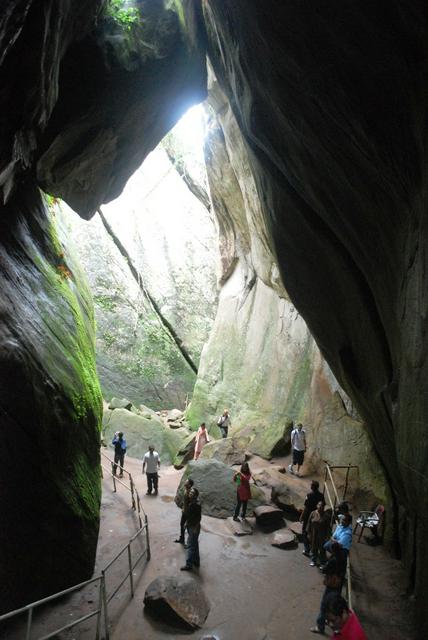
top-left (189, 73), bottom-right (386, 511)
top-left (202, 1), bottom-right (428, 631)
top-left (0, 184), bottom-right (102, 613)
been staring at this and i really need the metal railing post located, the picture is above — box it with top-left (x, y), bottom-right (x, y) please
top-left (25, 607), bottom-right (33, 640)
top-left (101, 571), bottom-right (110, 640)
top-left (127, 543), bottom-right (134, 597)
top-left (145, 514), bottom-right (151, 561)
top-left (111, 461), bottom-right (117, 493)
top-left (95, 576), bottom-right (103, 640)
top-left (130, 475), bottom-right (136, 511)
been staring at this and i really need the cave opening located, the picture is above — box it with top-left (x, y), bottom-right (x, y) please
top-left (60, 104), bottom-right (218, 412)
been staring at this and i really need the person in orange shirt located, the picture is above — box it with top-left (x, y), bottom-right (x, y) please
top-left (324, 593), bottom-right (367, 639)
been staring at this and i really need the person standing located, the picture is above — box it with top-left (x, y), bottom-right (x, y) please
top-left (233, 462), bottom-right (253, 521)
top-left (142, 445), bottom-right (160, 495)
top-left (194, 423), bottom-right (210, 460)
top-left (174, 478), bottom-right (194, 544)
top-left (217, 409), bottom-right (231, 439)
top-left (300, 480), bottom-right (325, 556)
top-left (181, 488), bottom-right (202, 571)
top-left (307, 501), bottom-right (331, 566)
top-left (288, 422), bottom-right (307, 476)
top-left (112, 431), bottom-right (126, 477)
top-left (310, 543), bottom-right (347, 635)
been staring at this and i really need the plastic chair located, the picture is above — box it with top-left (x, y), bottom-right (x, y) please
top-left (353, 505), bottom-right (385, 542)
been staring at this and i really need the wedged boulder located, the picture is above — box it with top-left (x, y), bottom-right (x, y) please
top-left (271, 530), bottom-right (298, 550)
top-left (103, 408), bottom-right (189, 463)
top-left (139, 404), bottom-right (157, 419)
top-left (271, 483), bottom-right (303, 518)
top-left (144, 575), bottom-right (210, 630)
top-left (254, 505), bottom-right (285, 529)
top-left (167, 409), bottom-right (183, 422)
top-left (108, 397), bottom-right (133, 410)
top-left (247, 419), bottom-right (293, 459)
top-left (173, 432), bottom-right (197, 469)
top-left (176, 459), bottom-right (266, 518)
top-left (199, 435), bottom-right (251, 466)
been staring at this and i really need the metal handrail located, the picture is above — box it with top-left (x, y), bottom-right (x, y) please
top-left (322, 462), bottom-right (358, 609)
top-left (0, 455), bottom-right (151, 640)
top-left (101, 449), bottom-right (146, 527)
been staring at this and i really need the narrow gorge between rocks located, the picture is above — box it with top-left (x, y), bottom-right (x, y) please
top-left (0, 2), bottom-right (427, 639)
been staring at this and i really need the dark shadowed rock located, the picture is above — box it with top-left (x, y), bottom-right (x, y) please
top-left (254, 505), bottom-right (285, 530)
top-left (176, 459), bottom-right (266, 518)
top-left (271, 483), bottom-right (304, 519)
top-left (173, 432), bottom-right (197, 469)
top-left (271, 530), bottom-right (298, 550)
top-left (144, 575), bottom-right (210, 630)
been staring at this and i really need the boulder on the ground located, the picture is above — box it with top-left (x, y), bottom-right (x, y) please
top-left (168, 421), bottom-right (182, 429)
top-left (139, 404), bottom-right (157, 419)
top-left (226, 516), bottom-right (253, 536)
top-left (247, 418), bottom-right (294, 459)
top-left (199, 435), bottom-right (251, 466)
top-left (103, 408), bottom-right (189, 463)
top-left (144, 575), bottom-right (210, 630)
top-left (271, 530), bottom-right (298, 549)
top-left (254, 505), bottom-right (285, 529)
top-left (271, 482), bottom-right (303, 518)
top-left (173, 432), bottom-right (196, 469)
top-left (108, 397), bottom-right (133, 410)
top-left (288, 521), bottom-right (304, 540)
top-left (166, 409), bottom-right (183, 422)
top-left (176, 459), bottom-right (266, 518)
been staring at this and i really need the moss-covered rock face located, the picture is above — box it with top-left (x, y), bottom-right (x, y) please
top-left (0, 185), bottom-right (102, 613)
top-left (103, 408), bottom-right (189, 463)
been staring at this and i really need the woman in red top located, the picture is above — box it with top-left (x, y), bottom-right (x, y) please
top-left (233, 462), bottom-right (252, 521)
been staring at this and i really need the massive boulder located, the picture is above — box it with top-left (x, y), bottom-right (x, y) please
top-left (175, 459), bottom-right (266, 518)
top-left (144, 575), bottom-right (210, 630)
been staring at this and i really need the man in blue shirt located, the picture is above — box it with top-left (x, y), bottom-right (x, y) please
top-left (324, 513), bottom-right (353, 555)
top-left (112, 431), bottom-right (127, 478)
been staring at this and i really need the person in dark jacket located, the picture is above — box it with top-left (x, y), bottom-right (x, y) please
top-left (310, 542), bottom-right (347, 635)
top-left (180, 488), bottom-right (202, 571)
top-left (112, 431), bottom-right (126, 477)
top-left (174, 478), bottom-right (194, 544)
top-left (300, 480), bottom-right (325, 555)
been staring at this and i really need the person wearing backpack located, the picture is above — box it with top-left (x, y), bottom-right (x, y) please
top-left (217, 409), bottom-right (231, 438)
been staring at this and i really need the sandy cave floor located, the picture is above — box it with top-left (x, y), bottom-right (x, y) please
top-left (4, 454), bottom-right (414, 640)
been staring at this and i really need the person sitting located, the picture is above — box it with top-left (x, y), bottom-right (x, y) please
top-left (324, 513), bottom-right (353, 556)
top-left (324, 593), bottom-right (367, 639)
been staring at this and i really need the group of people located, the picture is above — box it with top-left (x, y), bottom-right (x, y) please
top-left (300, 480), bottom-right (365, 638)
top-left (112, 418), bottom-right (367, 637)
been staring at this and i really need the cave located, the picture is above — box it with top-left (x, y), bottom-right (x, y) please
top-left (1, 1), bottom-right (427, 637)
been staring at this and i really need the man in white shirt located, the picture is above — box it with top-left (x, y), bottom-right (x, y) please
top-left (288, 422), bottom-right (307, 477)
top-left (142, 445), bottom-right (161, 495)
top-left (217, 409), bottom-right (231, 438)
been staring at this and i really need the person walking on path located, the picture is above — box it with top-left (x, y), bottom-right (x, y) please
top-left (324, 593), bottom-right (367, 639)
top-left (233, 462), bottom-right (253, 521)
top-left (217, 409), bottom-right (231, 439)
top-left (180, 488), bottom-right (202, 571)
top-left (310, 543), bottom-right (347, 635)
top-left (112, 431), bottom-right (126, 477)
top-left (300, 480), bottom-right (325, 556)
top-left (194, 423), bottom-right (210, 460)
top-left (288, 422), bottom-right (307, 476)
top-left (307, 501), bottom-right (331, 567)
top-left (142, 445), bottom-right (160, 495)
top-left (174, 478), bottom-right (194, 544)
